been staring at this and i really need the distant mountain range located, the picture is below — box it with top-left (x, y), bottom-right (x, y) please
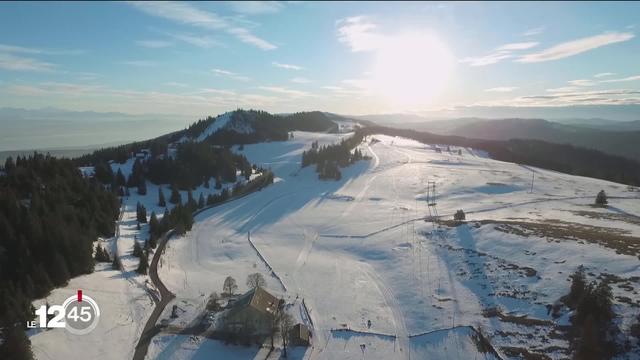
top-left (362, 116), bottom-right (640, 162)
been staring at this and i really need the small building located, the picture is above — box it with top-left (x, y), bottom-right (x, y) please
top-left (290, 323), bottom-right (310, 346)
top-left (223, 287), bottom-right (278, 336)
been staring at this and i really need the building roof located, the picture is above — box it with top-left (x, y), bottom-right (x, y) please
top-left (229, 287), bottom-right (278, 317)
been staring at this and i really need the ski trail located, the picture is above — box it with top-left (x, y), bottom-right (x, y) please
top-left (359, 263), bottom-right (410, 360)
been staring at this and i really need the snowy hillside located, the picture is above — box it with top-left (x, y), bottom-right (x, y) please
top-left (145, 132), bottom-right (640, 359)
top-left (29, 130), bottom-right (640, 360)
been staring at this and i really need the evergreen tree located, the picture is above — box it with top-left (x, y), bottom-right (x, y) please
top-left (136, 251), bottom-right (148, 275)
top-left (136, 202), bottom-right (147, 223)
top-left (137, 178), bottom-right (147, 195)
top-left (198, 193), bottom-right (205, 208)
top-left (215, 176), bottom-right (222, 190)
top-left (595, 190), bottom-right (608, 207)
top-left (169, 186), bottom-right (181, 204)
top-left (116, 168), bottom-right (126, 186)
top-left (158, 188), bottom-right (166, 207)
top-left (132, 240), bottom-right (143, 258)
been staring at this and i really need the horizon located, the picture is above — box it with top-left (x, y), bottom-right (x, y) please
top-left (1, 2), bottom-right (639, 120)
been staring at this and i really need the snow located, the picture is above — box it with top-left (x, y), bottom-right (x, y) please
top-left (195, 112), bottom-right (232, 142)
top-left (33, 131), bottom-right (640, 360)
top-left (151, 132), bottom-right (640, 359)
top-left (29, 263), bottom-right (154, 360)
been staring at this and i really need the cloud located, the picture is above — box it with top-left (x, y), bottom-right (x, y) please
top-left (522, 27), bottom-right (544, 37)
top-left (121, 60), bottom-right (158, 67)
top-left (484, 87), bottom-right (518, 92)
top-left (165, 32), bottom-right (222, 48)
top-left (290, 77), bottom-right (311, 84)
top-left (461, 42), bottom-right (537, 66)
top-left (460, 51), bottom-right (512, 66)
top-left (272, 61), bottom-right (303, 70)
top-left (136, 40), bottom-right (174, 48)
top-left (0, 53), bottom-right (56, 72)
top-left (594, 72), bottom-right (616, 78)
top-left (258, 86), bottom-right (312, 98)
top-left (128, 1), bottom-right (276, 50)
top-left (198, 88), bottom-right (236, 96)
top-left (0, 43), bottom-right (84, 55)
top-left (481, 88), bottom-right (640, 107)
top-left (211, 68), bottom-right (250, 82)
top-left (600, 75), bottom-right (640, 83)
top-left (516, 32), bottom-right (634, 63)
top-left (336, 16), bottom-right (381, 52)
top-left (496, 42), bottom-right (538, 51)
top-left (568, 79), bottom-right (597, 87)
top-left (228, 1), bottom-right (285, 15)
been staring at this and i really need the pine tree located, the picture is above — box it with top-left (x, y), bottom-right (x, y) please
top-left (132, 240), bottom-right (143, 258)
top-left (170, 186), bottom-right (181, 204)
top-left (595, 190), bottom-right (608, 207)
top-left (158, 188), bottom-right (166, 207)
top-left (116, 168), bottom-right (126, 186)
top-left (137, 178), bottom-right (147, 195)
top-left (215, 176), bottom-right (222, 190)
top-left (198, 193), bottom-right (205, 208)
top-left (136, 251), bottom-right (148, 275)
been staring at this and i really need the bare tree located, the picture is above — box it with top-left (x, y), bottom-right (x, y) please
top-left (207, 292), bottom-right (221, 311)
top-left (223, 276), bottom-right (237, 296)
top-left (278, 311), bottom-right (295, 358)
top-left (246, 272), bottom-right (266, 289)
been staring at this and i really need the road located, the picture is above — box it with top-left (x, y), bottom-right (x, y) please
top-left (132, 230), bottom-right (176, 360)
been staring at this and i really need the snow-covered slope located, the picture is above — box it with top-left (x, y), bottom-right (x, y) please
top-left (32, 130), bottom-right (640, 360)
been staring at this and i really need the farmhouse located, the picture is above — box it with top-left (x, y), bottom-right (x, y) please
top-left (223, 287), bottom-right (279, 335)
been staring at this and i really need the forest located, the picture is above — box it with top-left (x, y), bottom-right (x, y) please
top-left (301, 132), bottom-right (366, 180)
top-left (0, 153), bottom-right (120, 359)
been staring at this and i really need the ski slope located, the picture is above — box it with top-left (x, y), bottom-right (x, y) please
top-left (151, 132), bottom-right (640, 359)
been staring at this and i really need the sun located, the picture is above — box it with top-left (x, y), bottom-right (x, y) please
top-left (370, 31), bottom-right (454, 108)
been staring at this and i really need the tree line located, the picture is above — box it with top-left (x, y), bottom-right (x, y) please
top-left (301, 132), bottom-right (366, 180)
top-left (0, 153), bottom-right (120, 359)
top-left (358, 126), bottom-right (640, 186)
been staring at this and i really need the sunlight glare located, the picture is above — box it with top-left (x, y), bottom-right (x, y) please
top-left (371, 31), bottom-right (454, 108)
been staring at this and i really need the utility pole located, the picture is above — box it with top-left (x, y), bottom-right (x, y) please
top-left (530, 170), bottom-right (535, 194)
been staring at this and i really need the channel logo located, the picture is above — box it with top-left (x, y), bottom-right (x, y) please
top-left (27, 290), bottom-right (101, 335)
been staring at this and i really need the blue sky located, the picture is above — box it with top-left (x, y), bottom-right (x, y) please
top-left (0, 1), bottom-right (639, 118)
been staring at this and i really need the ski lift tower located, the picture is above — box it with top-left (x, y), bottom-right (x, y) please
top-left (426, 181), bottom-right (439, 225)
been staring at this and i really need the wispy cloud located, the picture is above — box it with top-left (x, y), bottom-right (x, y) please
top-left (517, 32), bottom-right (634, 63)
top-left (198, 88), bottom-right (236, 96)
top-left (0, 53), bottom-right (56, 72)
top-left (522, 27), bottom-right (544, 37)
top-left (482, 88), bottom-right (640, 107)
top-left (594, 72), bottom-right (616, 78)
top-left (600, 74), bottom-right (640, 83)
top-left (211, 68), bottom-right (250, 82)
top-left (228, 1), bottom-right (285, 15)
top-left (258, 86), bottom-right (312, 98)
top-left (484, 87), bottom-right (518, 92)
top-left (128, 1), bottom-right (276, 50)
top-left (568, 79), bottom-right (597, 87)
top-left (121, 60), bottom-right (158, 67)
top-left (336, 16), bottom-right (381, 52)
top-left (272, 61), bottom-right (302, 70)
top-left (460, 52), bottom-right (513, 66)
top-left (290, 77), bottom-right (311, 84)
top-left (166, 32), bottom-right (222, 48)
top-left (0, 43), bottom-right (84, 55)
top-left (136, 40), bottom-right (174, 48)
top-left (496, 42), bottom-right (538, 51)
top-left (461, 42), bottom-right (537, 66)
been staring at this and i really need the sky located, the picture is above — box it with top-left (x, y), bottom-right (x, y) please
top-left (0, 1), bottom-right (639, 119)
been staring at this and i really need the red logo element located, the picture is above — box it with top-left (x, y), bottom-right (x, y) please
top-left (77, 290), bottom-right (83, 302)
